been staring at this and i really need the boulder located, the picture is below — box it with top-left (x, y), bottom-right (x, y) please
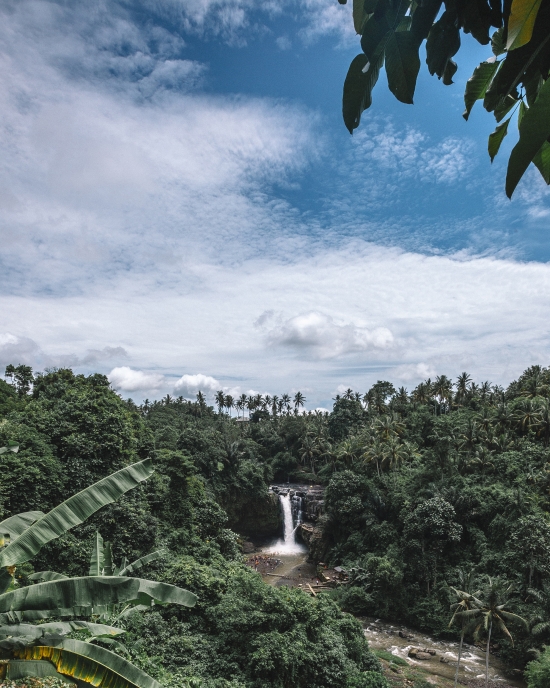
top-left (242, 541), bottom-right (256, 554)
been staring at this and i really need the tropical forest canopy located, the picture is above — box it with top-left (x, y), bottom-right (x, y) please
top-left (4, 364), bottom-right (550, 685)
top-left (341, 0), bottom-right (550, 197)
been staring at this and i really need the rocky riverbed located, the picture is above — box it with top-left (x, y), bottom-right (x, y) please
top-left (361, 617), bottom-right (525, 688)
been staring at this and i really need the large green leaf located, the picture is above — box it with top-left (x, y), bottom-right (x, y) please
top-left (343, 53), bottom-right (384, 133)
top-left (0, 512), bottom-right (45, 541)
top-left (506, 77), bottom-right (550, 197)
top-left (0, 576), bottom-right (196, 613)
top-left (488, 117), bottom-right (511, 162)
top-left (90, 532), bottom-right (106, 577)
top-left (0, 622), bottom-right (125, 639)
top-left (410, 0), bottom-right (443, 43)
top-left (118, 551), bottom-right (165, 577)
top-left (28, 571), bottom-right (69, 582)
top-left (16, 639), bottom-right (162, 688)
top-left (0, 460), bottom-right (154, 567)
top-left (385, 31), bottom-right (420, 104)
top-left (533, 141), bottom-right (550, 183)
top-left (5, 660), bottom-right (72, 683)
top-left (506, 0), bottom-right (543, 50)
top-left (463, 59), bottom-right (500, 120)
top-left (0, 569), bottom-right (13, 595)
top-left (353, 0), bottom-right (369, 33)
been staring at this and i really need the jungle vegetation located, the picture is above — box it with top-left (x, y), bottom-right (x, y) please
top-left (0, 367), bottom-right (384, 688)
top-left (5, 363), bottom-right (550, 685)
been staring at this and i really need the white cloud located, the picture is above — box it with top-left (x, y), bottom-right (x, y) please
top-left (353, 125), bottom-right (476, 185)
top-left (0, 333), bottom-right (40, 368)
top-left (108, 367), bottom-right (165, 393)
top-left (174, 373), bottom-right (221, 396)
top-left (393, 362), bottom-right (437, 383)
top-left (266, 311), bottom-right (394, 358)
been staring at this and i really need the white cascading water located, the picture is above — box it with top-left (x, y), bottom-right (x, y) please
top-left (266, 493), bottom-right (305, 554)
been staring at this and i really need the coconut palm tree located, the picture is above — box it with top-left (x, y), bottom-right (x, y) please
top-left (448, 569), bottom-right (481, 688)
top-left (456, 372), bottom-right (472, 406)
top-left (215, 390), bottom-right (225, 415)
top-left (224, 394), bottom-right (234, 417)
top-left (294, 391), bottom-right (306, 412)
top-left (471, 576), bottom-right (528, 688)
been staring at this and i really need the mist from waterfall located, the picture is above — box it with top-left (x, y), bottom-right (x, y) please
top-left (265, 493), bottom-right (306, 554)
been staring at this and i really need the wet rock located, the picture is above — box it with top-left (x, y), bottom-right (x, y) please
top-left (440, 656), bottom-right (450, 663)
top-left (242, 541), bottom-right (256, 554)
top-left (408, 648), bottom-right (432, 660)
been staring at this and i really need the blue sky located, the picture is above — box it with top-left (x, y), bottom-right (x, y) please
top-left (1, 0), bottom-right (550, 409)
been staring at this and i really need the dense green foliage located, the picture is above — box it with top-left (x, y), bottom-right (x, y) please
top-left (341, 0), bottom-right (550, 197)
top-left (0, 368), bottom-right (384, 688)
top-left (8, 362), bottom-right (550, 681)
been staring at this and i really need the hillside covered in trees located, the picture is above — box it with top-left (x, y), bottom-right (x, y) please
top-left (3, 364), bottom-right (550, 686)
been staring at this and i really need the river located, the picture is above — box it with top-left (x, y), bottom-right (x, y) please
top-left (256, 488), bottom-right (525, 685)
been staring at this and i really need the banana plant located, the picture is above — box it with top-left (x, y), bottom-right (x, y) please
top-left (0, 459), bottom-right (197, 688)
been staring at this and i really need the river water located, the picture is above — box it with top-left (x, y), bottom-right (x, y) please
top-left (361, 617), bottom-right (525, 687)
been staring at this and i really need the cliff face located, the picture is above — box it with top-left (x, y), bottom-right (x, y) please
top-left (224, 491), bottom-right (282, 537)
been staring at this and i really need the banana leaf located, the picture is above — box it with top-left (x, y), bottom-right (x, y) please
top-left (29, 571), bottom-right (69, 582)
top-left (118, 551), bottom-right (165, 576)
top-left (16, 639), bottom-right (162, 688)
top-left (89, 533), bottom-right (106, 577)
top-left (0, 460), bottom-right (154, 567)
top-left (0, 576), bottom-right (196, 613)
top-left (0, 622), bottom-right (124, 638)
top-left (0, 512), bottom-right (45, 540)
top-left (0, 568), bottom-right (13, 595)
top-left (5, 659), bottom-right (73, 683)
top-left (103, 542), bottom-right (113, 576)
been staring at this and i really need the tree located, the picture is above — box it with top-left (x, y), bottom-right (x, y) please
top-left (215, 390), bottom-right (225, 415)
top-left (5, 365), bottom-right (34, 397)
top-left (340, 0), bottom-right (550, 197)
top-left (471, 576), bottom-right (527, 688)
top-left (0, 460), bottom-right (196, 688)
top-left (448, 569), bottom-right (481, 688)
top-left (294, 391), bottom-right (306, 412)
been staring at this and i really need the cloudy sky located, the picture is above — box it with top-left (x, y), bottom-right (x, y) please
top-left (2, 0), bottom-right (550, 409)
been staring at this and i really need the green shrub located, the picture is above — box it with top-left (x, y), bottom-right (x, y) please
top-left (346, 672), bottom-right (389, 688)
top-left (374, 650), bottom-right (408, 666)
top-left (525, 646), bottom-right (550, 687)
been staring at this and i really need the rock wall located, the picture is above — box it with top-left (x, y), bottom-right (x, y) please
top-left (225, 492), bottom-right (282, 537)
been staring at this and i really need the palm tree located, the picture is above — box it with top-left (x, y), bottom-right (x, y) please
top-left (372, 412), bottom-right (405, 441)
top-left (361, 440), bottom-right (384, 477)
top-left (280, 393), bottom-right (290, 414)
top-left (294, 391), bottom-right (306, 412)
top-left (225, 394), bottom-right (234, 417)
top-left (456, 372), bottom-right (472, 406)
top-left (271, 395), bottom-right (280, 416)
top-left (515, 398), bottom-right (541, 434)
top-left (434, 375), bottom-right (453, 413)
top-left (472, 576), bottom-right (527, 688)
top-left (448, 569), bottom-right (481, 688)
top-left (215, 390), bottom-right (225, 415)
top-left (343, 388), bottom-right (354, 400)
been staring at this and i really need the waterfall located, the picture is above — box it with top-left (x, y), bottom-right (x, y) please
top-left (266, 493), bottom-right (305, 554)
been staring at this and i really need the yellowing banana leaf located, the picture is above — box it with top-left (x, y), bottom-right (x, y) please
top-left (0, 512), bottom-right (45, 540)
top-left (16, 639), bottom-right (162, 688)
top-left (0, 460), bottom-right (154, 567)
top-left (0, 576), bottom-right (196, 613)
top-left (118, 551), bottom-right (165, 576)
top-left (5, 659), bottom-right (73, 683)
top-left (28, 571), bottom-right (69, 582)
top-left (89, 533), bottom-right (106, 577)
